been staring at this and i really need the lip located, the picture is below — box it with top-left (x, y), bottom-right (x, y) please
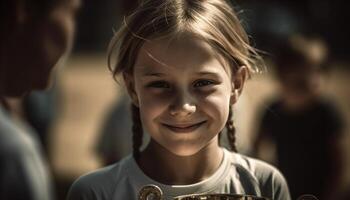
top-left (162, 120), bottom-right (207, 133)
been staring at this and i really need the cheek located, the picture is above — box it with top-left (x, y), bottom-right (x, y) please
top-left (138, 90), bottom-right (171, 120)
top-left (196, 89), bottom-right (230, 131)
top-left (201, 91), bottom-right (230, 119)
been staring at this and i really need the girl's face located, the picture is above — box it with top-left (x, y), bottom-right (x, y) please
top-left (126, 34), bottom-right (241, 156)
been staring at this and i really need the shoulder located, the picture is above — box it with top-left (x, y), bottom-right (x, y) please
top-left (261, 98), bottom-right (283, 112)
top-left (0, 110), bottom-right (39, 159)
top-left (315, 99), bottom-right (344, 131)
top-left (231, 153), bottom-right (281, 179)
top-left (313, 98), bottom-right (342, 116)
top-left (258, 99), bottom-right (283, 123)
top-left (67, 156), bottom-right (132, 200)
top-left (228, 152), bottom-right (291, 200)
top-left (0, 108), bottom-right (53, 199)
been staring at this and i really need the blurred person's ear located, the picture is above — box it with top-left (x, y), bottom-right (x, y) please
top-left (230, 66), bottom-right (247, 104)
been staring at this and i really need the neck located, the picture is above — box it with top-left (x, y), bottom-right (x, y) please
top-left (138, 137), bottom-right (223, 185)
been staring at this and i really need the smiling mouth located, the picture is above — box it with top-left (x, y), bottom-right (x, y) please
top-left (162, 121), bottom-right (207, 133)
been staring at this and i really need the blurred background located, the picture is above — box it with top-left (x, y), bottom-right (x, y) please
top-left (14, 0), bottom-right (349, 199)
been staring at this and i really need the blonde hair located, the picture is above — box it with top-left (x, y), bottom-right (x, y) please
top-left (108, 0), bottom-right (263, 78)
top-left (107, 0), bottom-right (263, 157)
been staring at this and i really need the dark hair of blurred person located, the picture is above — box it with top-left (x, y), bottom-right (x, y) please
top-left (274, 35), bottom-right (329, 101)
top-left (253, 34), bottom-right (344, 200)
top-left (0, 0), bottom-right (80, 199)
top-left (0, 0), bottom-right (80, 96)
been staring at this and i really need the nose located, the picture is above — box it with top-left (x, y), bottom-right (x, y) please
top-left (169, 90), bottom-right (196, 117)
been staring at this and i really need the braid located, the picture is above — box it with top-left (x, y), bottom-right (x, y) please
top-left (226, 105), bottom-right (237, 152)
top-left (131, 104), bottom-right (143, 161)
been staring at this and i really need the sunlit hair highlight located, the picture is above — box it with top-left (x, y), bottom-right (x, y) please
top-left (108, 0), bottom-right (263, 78)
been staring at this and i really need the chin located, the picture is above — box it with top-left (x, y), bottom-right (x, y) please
top-left (36, 80), bottom-right (52, 90)
top-left (165, 143), bottom-right (203, 157)
top-left (32, 72), bottom-right (53, 90)
top-left (28, 82), bottom-right (49, 92)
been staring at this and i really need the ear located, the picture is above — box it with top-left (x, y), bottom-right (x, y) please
top-left (230, 66), bottom-right (248, 104)
top-left (123, 73), bottom-right (139, 107)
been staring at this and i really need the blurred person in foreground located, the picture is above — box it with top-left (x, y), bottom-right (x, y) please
top-left (253, 34), bottom-right (344, 200)
top-left (0, 0), bottom-right (80, 199)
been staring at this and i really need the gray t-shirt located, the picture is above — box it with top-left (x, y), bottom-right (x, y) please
top-left (67, 148), bottom-right (290, 200)
top-left (0, 105), bottom-right (54, 200)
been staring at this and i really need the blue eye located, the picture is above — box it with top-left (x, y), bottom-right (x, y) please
top-left (194, 80), bottom-right (214, 87)
top-left (147, 81), bottom-right (170, 88)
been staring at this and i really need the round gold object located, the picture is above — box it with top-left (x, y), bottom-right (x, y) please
top-left (174, 194), bottom-right (269, 200)
top-left (138, 184), bottom-right (269, 200)
top-left (138, 184), bottom-right (164, 200)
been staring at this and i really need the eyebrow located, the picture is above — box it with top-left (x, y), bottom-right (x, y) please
top-left (196, 71), bottom-right (219, 76)
top-left (142, 72), bottom-right (165, 77)
top-left (140, 70), bottom-right (220, 78)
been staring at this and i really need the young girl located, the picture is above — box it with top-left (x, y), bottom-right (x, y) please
top-left (67, 0), bottom-right (291, 199)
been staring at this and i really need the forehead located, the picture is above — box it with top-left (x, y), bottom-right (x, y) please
top-left (134, 33), bottom-right (230, 73)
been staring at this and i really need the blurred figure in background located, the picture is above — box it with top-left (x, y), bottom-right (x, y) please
top-left (0, 0), bottom-right (80, 199)
top-left (253, 34), bottom-right (344, 200)
top-left (96, 93), bottom-right (133, 165)
top-left (95, 0), bottom-right (140, 166)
